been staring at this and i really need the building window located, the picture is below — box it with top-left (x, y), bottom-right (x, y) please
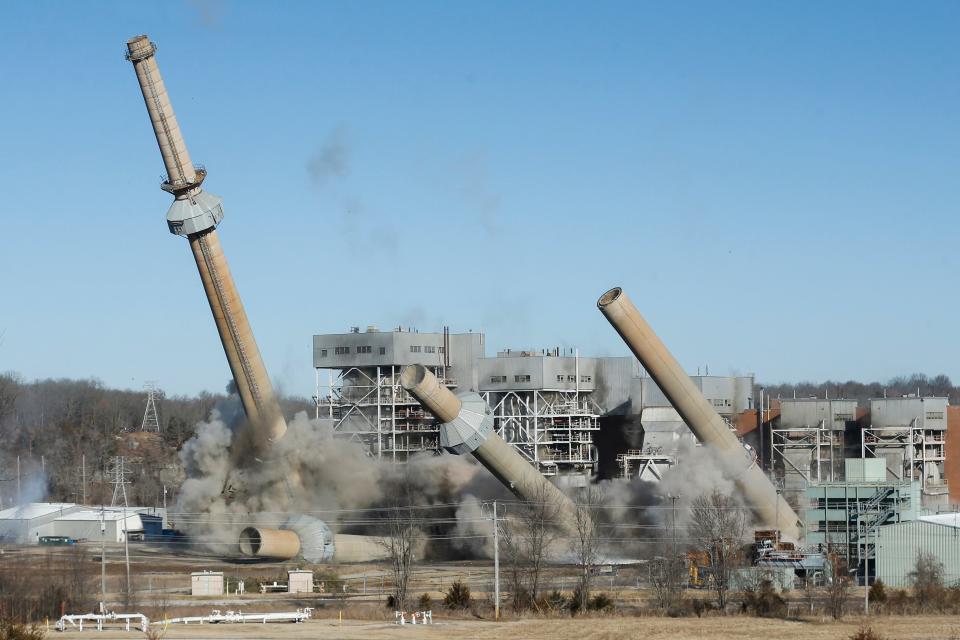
top-left (515, 374), bottom-right (531, 383)
top-left (567, 375), bottom-right (576, 382)
top-left (438, 346), bottom-right (445, 354)
top-left (357, 346), bottom-right (372, 354)
top-left (379, 347), bottom-right (386, 355)
top-left (335, 346), bottom-right (350, 355)
top-left (926, 412), bottom-right (944, 420)
top-left (424, 346), bottom-right (436, 354)
top-left (580, 375), bottom-right (592, 383)
top-left (320, 349), bottom-right (328, 358)
top-left (490, 375), bottom-right (507, 383)
top-left (556, 375), bottom-right (564, 382)
top-left (410, 346), bottom-right (421, 353)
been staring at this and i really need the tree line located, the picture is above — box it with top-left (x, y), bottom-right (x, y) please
top-left (0, 373), bottom-right (311, 509)
top-left (757, 373), bottom-right (957, 406)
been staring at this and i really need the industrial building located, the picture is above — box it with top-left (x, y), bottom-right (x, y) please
top-left (804, 459), bottom-right (920, 580)
top-left (863, 396), bottom-right (949, 504)
top-left (314, 324), bottom-right (755, 481)
top-left (875, 516), bottom-right (960, 587)
top-left (313, 326), bottom-right (483, 460)
top-left (0, 503), bottom-right (164, 544)
top-left (772, 398), bottom-right (858, 506)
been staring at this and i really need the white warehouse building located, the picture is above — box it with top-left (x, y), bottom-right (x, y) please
top-left (0, 503), bottom-right (160, 544)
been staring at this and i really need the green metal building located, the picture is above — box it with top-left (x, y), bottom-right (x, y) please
top-left (875, 517), bottom-right (960, 587)
top-left (804, 459), bottom-right (920, 582)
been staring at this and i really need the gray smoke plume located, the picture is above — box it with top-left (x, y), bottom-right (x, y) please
top-left (175, 410), bottom-right (487, 555)
top-left (307, 125), bottom-right (350, 188)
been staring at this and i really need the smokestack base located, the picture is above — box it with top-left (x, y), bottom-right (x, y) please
top-left (439, 392), bottom-right (495, 455)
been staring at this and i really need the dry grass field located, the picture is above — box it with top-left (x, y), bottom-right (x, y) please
top-left (51, 614), bottom-right (960, 640)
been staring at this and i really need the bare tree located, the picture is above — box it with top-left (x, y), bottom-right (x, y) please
top-left (908, 551), bottom-right (945, 612)
top-left (825, 546), bottom-right (851, 620)
top-left (500, 484), bottom-right (563, 611)
top-left (687, 489), bottom-right (746, 611)
top-left (572, 483), bottom-right (603, 613)
top-left (380, 472), bottom-right (421, 612)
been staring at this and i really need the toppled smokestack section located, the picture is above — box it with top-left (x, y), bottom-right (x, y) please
top-left (597, 286), bottom-right (802, 539)
top-left (400, 364), bottom-right (581, 536)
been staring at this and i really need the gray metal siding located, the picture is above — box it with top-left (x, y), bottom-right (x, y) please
top-left (876, 520), bottom-right (960, 587)
top-left (781, 399), bottom-right (857, 431)
top-left (870, 397), bottom-right (948, 431)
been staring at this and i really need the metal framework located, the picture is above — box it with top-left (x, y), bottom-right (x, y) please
top-left (616, 447), bottom-right (675, 481)
top-left (770, 422), bottom-right (844, 486)
top-left (481, 389), bottom-right (600, 476)
top-left (140, 382), bottom-right (161, 432)
top-left (862, 421), bottom-right (948, 497)
top-left (315, 366), bottom-right (453, 460)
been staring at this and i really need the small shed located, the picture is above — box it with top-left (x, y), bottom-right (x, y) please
top-left (191, 571), bottom-right (224, 596)
top-left (288, 570), bottom-right (314, 594)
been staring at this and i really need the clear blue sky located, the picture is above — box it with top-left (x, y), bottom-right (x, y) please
top-left (0, 1), bottom-right (957, 399)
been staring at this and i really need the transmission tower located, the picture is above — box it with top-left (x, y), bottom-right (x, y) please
top-left (109, 456), bottom-right (133, 600)
top-left (140, 381), bottom-right (161, 432)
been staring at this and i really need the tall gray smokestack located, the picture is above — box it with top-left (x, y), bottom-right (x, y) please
top-left (125, 35), bottom-right (286, 459)
top-left (597, 287), bottom-right (802, 539)
top-left (400, 364), bottom-right (580, 536)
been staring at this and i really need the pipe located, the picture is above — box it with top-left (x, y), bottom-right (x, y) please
top-left (597, 287), bottom-right (802, 539)
top-left (400, 365), bottom-right (581, 536)
top-left (126, 35), bottom-right (287, 458)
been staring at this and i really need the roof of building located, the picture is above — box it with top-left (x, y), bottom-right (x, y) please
top-left (59, 508), bottom-right (142, 522)
top-left (0, 503), bottom-right (78, 521)
top-left (919, 513), bottom-right (960, 529)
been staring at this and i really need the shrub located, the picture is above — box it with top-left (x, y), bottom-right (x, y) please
top-left (869, 580), bottom-right (887, 605)
top-left (588, 593), bottom-right (614, 612)
top-left (386, 594), bottom-right (396, 609)
top-left (417, 593), bottom-right (432, 610)
top-left (0, 619), bottom-right (45, 640)
top-left (849, 625), bottom-right (885, 640)
top-left (544, 590), bottom-right (567, 612)
top-left (741, 579), bottom-right (787, 618)
top-left (443, 580), bottom-right (471, 610)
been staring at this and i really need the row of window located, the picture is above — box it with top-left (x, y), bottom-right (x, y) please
top-left (320, 346), bottom-right (387, 357)
top-left (926, 412), bottom-right (945, 420)
top-left (555, 375), bottom-right (592, 383)
top-left (319, 345), bottom-right (446, 357)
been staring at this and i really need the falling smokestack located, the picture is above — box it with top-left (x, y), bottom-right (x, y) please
top-left (125, 35), bottom-right (286, 460)
top-left (400, 364), bottom-right (581, 536)
top-left (597, 287), bottom-right (802, 539)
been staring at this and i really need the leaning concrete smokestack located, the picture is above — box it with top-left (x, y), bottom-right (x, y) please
top-left (125, 35), bottom-right (286, 459)
top-left (400, 364), bottom-right (580, 536)
top-left (597, 287), bottom-right (802, 539)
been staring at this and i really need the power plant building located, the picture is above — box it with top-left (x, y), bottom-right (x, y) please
top-left (772, 398), bottom-right (857, 505)
top-left (804, 459), bottom-right (920, 580)
top-left (863, 396), bottom-right (949, 504)
top-left (313, 327), bottom-right (483, 460)
top-left (313, 325), bottom-right (757, 481)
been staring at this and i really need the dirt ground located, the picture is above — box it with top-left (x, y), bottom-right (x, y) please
top-left (51, 614), bottom-right (960, 640)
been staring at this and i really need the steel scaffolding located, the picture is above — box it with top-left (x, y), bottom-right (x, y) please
top-left (315, 365), bottom-right (455, 461)
top-left (862, 422), bottom-right (948, 497)
top-left (481, 389), bottom-right (600, 476)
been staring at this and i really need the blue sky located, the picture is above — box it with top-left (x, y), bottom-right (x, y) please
top-left (0, 1), bottom-right (957, 399)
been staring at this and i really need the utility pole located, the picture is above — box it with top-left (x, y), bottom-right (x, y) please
top-left (16, 456), bottom-right (20, 505)
top-left (493, 500), bottom-right (500, 621)
top-left (81, 455), bottom-right (86, 505)
top-left (100, 505), bottom-right (106, 613)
